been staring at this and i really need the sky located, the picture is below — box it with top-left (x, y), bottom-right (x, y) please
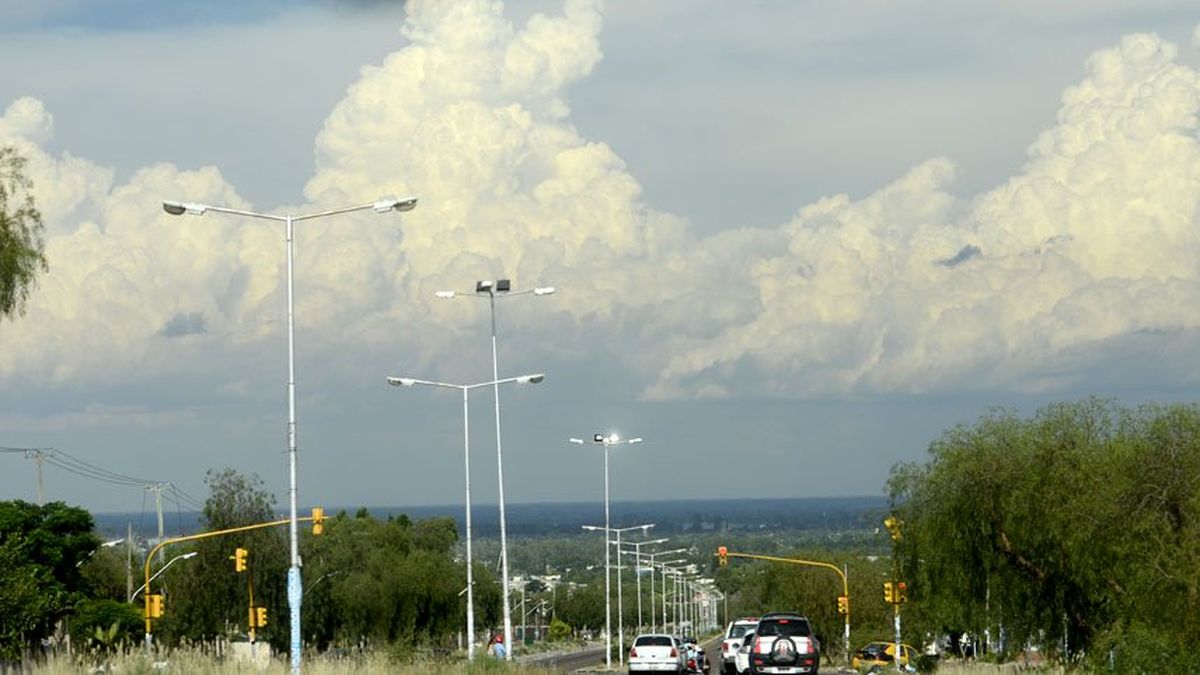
top-left (2, 0), bottom-right (1200, 516)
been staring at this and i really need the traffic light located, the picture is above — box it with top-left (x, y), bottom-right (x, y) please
top-left (256, 606), bottom-right (268, 627)
top-left (311, 507), bottom-right (325, 535)
top-left (147, 593), bottom-right (164, 619)
top-left (896, 581), bottom-right (908, 603)
top-left (837, 595), bottom-right (849, 615)
top-left (883, 582), bottom-right (895, 603)
top-left (718, 546), bottom-right (728, 566)
top-left (231, 547), bottom-right (248, 572)
top-left (883, 516), bottom-right (902, 541)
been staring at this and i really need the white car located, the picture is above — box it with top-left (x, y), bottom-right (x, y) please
top-left (721, 618), bottom-right (758, 674)
top-left (629, 633), bottom-right (686, 674)
top-left (735, 630), bottom-right (757, 674)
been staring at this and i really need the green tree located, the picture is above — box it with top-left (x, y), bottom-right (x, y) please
top-left (0, 501), bottom-right (98, 660)
top-left (0, 146), bottom-right (47, 320)
top-left (888, 399), bottom-right (1200, 665)
top-left (156, 469), bottom-right (287, 649)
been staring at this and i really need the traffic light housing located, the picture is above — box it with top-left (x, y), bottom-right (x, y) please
top-left (897, 581), bottom-right (908, 603)
top-left (883, 582), bottom-right (895, 603)
top-left (837, 595), bottom-right (849, 615)
top-left (312, 507), bottom-right (325, 535)
top-left (251, 606), bottom-right (268, 628)
top-left (718, 546), bottom-right (728, 566)
top-left (232, 547), bottom-right (248, 572)
top-left (883, 516), bottom-right (902, 541)
top-left (147, 593), bottom-right (164, 619)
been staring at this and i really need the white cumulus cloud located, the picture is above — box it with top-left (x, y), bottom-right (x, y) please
top-left (2, 1), bottom-right (1199, 404)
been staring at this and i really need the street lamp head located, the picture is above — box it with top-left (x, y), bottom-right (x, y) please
top-left (533, 286), bottom-right (556, 296)
top-left (181, 552), bottom-right (199, 559)
top-left (476, 279), bottom-right (511, 294)
top-left (569, 438), bottom-right (585, 444)
top-left (373, 196), bottom-right (419, 213)
top-left (515, 373), bottom-right (545, 384)
top-left (162, 201), bottom-right (206, 216)
top-left (386, 377), bottom-right (417, 387)
top-left (593, 433), bottom-right (605, 443)
top-left (434, 290), bottom-right (456, 299)
top-left (628, 438), bottom-right (644, 445)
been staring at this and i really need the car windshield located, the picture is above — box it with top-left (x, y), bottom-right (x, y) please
top-left (635, 636), bottom-right (674, 647)
top-left (757, 619), bottom-right (812, 638)
top-left (729, 625), bottom-right (752, 639)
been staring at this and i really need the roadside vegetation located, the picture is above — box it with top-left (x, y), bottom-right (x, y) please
top-left (888, 398), bottom-right (1200, 673)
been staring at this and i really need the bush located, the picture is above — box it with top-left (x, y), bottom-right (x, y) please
top-left (70, 598), bottom-right (142, 651)
top-left (547, 617), bottom-right (572, 642)
top-left (1087, 623), bottom-right (1188, 675)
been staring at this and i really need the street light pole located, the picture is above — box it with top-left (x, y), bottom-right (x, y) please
top-left (571, 433), bottom-right (643, 669)
top-left (438, 280), bottom-right (554, 658)
top-left (163, 196), bottom-right (417, 674)
top-left (128, 552), bottom-right (198, 602)
top-left (387, 373), bottom-right (545, 661)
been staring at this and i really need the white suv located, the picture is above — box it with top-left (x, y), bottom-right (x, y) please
top-left (720, 618), bottom-right (758, 675)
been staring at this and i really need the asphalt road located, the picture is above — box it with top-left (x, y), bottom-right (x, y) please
top-left (531, 635), bottom-right (722, 673)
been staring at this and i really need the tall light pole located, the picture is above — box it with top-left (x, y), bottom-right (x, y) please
top-left (656, 559), bottom-right (687, 633)
top-left (437, 279), bottom-right (554, 658)
top-left (643, 549), bottom-right (686, 632)
top-left (620, 537), bottom-right (668, 633)
top-left (386, 372), bottom-right (545, 660)
top-left (163, 195), bottom-right (417, 674)
top-left (570, 433), bottom-right (643, 669)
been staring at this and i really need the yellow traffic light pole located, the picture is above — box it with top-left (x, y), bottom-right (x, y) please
top-left (716, 548), bottom-right (852, 670)
top-left (142, 510), bottom-right (325, 650)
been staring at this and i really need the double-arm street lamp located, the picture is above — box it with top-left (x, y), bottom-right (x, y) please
top-left (163, 195), bottom-right (417, 674)
top-left (435, 279), bottom-right (554, 658)
top-left (570, 433), bottom-right (643, 670)
top-left (386, 372), bottom-right (545, 660)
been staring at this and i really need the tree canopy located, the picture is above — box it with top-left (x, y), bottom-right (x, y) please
top-left (888, 399), bottom-right (1200, 671)
top-left (0, 145), bottom-right (47, 320)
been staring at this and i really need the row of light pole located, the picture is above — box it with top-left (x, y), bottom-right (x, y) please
top-left (161, 193), bottom-right (691, 671)
top-left (389, 280), bottom-right (555, 661)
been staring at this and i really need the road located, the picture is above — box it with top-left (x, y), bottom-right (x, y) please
top-left (528, 635), bottom-right (722, 673)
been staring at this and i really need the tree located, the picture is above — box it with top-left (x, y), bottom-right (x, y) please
top-left (156, 469), bottom-right (287, 649)
top-left (0, 146), bottom-right (47, 320)
top-left (887, 399), bottom-right (1200, 668)
top-left (0, 500), bottom-right (98, 660)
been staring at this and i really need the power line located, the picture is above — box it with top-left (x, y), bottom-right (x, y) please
top-left (3, 445), bottom-right (204, 510)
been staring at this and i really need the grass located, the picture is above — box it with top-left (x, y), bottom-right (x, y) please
top-left (28, 648), bottom-right (563, 674)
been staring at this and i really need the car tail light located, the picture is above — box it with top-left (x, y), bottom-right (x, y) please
top-left (670, 647), bottom-right (678, 657)
top-left (630, 648), bottom-right (637, 658)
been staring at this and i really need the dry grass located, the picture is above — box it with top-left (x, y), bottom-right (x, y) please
top-left (930, 661), bottom-right (1067, 674)
top-left (28, 649), bottom-right (561, 674)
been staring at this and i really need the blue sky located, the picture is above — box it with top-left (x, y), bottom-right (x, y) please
top-left (1, 0), bottom-right (1198, 514)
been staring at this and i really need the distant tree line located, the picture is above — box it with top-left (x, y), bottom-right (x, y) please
top-left (888, 398), bottom-right (1200, 673)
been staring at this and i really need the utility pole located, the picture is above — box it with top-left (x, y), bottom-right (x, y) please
top-left (25, 449), bottom-right (50, 505)
top-left (146, 484), bottom-right (166, 564)
top-left (126, 522), bottom-right (134, 603)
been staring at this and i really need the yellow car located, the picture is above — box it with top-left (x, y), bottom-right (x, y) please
top-left (850, 641), bottom-right (917, 670)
